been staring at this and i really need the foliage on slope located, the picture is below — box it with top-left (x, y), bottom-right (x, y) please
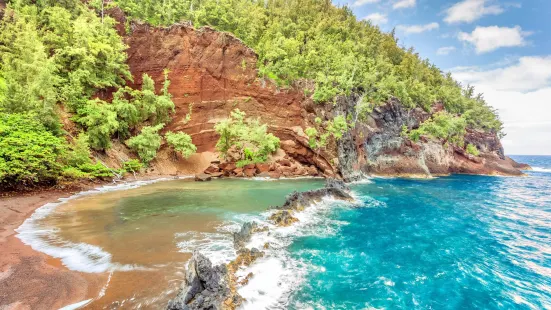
top-left (0, 0), bottom-right (194, 188)
top-left (115, 0), bottom-right (503, 137)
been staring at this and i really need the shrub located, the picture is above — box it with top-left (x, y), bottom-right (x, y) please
top-left (0, 113), bottom-right (66, 187)
top-left (65, 133), bottom-right (93, 167)
top-left (75, 99), bottom-right (119, 150)
top-left (123, 159), bottom-right (144, 173)
top-left (214, 109), bottom-right (280, 163)
top-left (126, 124), bottom-right (164, 163)
top-left (165, 131), bottom-right (197, 159)
top-left (466, 144), bottom-right (480, 156)
top-left (408, 112), bottom-right (467, 147)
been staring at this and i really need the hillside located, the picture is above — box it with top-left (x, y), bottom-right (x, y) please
top-left (0, 0), bottom-right (529, 191)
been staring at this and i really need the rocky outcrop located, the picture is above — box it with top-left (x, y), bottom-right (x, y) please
top-left (233, 222), bottom-right (258, 249)
top-left (336, 98), bottom-right (528, 177)
top-left (199, 157), bottom-right (321, 180)
top-left (116, 21), bottom-right (528, 179)
top-left (167, 251), bottom-right (239, 310)
top-left (120, 23), bottom-right (337, 177)
top-left (270, 179), bottom-right (354, 226)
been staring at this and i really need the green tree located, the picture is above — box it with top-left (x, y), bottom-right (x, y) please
top-left (75, 99), bottom-right (119, 150)
top-left (165, 131), bottom-right (197, 159)
top-left (408, 112), bottom-right (467, 147)
top-left (126, 124), bottom-right (164, 163)
top-left (0, 7), bottom-right (60, 132)
top-left (214, 109), bottom-right (280, 164)
top-left (0, 113), bottom-right (66, 188)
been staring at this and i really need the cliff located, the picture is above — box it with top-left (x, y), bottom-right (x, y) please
top-left (116, 22), bottom-right (527, 179)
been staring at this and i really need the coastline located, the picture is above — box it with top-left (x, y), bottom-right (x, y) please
top-left (0, 176), bottom-right (186, 309)
top-left (0, 183), bottom-right (110, 309)
top-left (0, 169), bottom-right (534, 309)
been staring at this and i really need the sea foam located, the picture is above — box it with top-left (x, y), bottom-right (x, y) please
top-left (16, 178), bottom-right (186, 273)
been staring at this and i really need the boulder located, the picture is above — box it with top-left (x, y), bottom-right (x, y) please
top-left (219, 162), bottom-right (236, 172)
top-left (233, 167), bottom-right (243, 177)
top-left (255, 163), bottom-right (271, 173)
top-left (167, 251), bottom-right (236, 310)
top-left (233, 222), bottom-right (258, 249)
top-left (278, 159), bottom-right (292, 167)
top-left (204, 165), bottom-right (220, 174)
top-left (210, 172), bottom-right (224, 178)
top-left (257, 172), bottom-right (271, 178)
top-left (268, 171), bottom-right (281, 179)
top-left (306, 166), bottom-right (318, 176)
top-left (195, 174), bottom-right (212, 182)
top-left (244, 168), bottom-right (256, 177)
top-left (277, 179), bottom-right (353, 211)
top-left (269, 210), bottom-right (299, 226)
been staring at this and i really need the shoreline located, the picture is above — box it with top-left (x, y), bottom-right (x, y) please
top-left (0, 170), bottom-right (533, 309)
top-left (0, 175), bottom-right (188, 309)
top-left (0, 183), bottom-right (110, 309)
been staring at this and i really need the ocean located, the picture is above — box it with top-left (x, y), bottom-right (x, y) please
top-left (15, 156), bottom-right (551, 309)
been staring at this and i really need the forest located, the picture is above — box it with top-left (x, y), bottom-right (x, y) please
top-left (0, 0), bottom-right (502, 189)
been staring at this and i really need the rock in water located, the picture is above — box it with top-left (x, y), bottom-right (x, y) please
top-left (195, 173), bottom-right (212, 182)
top-left (270, 179), bottom-right (354, 226)
top-left (279, 179), bottom-right (353, 211)
top-left (233, 222), bottom-right (258, 249)
top-left (167, 251), bottom-right (234, 310)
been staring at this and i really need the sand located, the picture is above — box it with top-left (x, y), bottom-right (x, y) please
top-left (0, 186), bottom-right (108, 310)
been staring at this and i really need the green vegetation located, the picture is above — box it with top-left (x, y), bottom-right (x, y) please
top-left (0, 113), bottom-right (65, 187)
top-left (0, 0), bottom-right (505, 188)
top-left (214, 109), bottom-right (280, 166)
top-left (166, 131), bottom-right (197, 159)
top-left (305, 115), bottom-right (350, 151)
top-left (408, 112), bottom-right (467, 147)
top-left (0, 1), bottom-right (183, 188)
top-left (115, 0), bottom-right (502, 134)
top-left (123, 159), bottom-right (144, 173)
top-left (466, 144), bottom-right (480, 156)
top-left (126, 124), bottom-right (165, 164)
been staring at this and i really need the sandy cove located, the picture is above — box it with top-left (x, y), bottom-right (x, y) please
top-left (0, 185), bottom-right (111, 310)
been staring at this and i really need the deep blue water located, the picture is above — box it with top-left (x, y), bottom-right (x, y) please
top-left (288, 156), bottom-right (551, 309)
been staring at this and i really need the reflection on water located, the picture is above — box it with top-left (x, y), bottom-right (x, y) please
top-left (30, 178), bottom-right (324, 309)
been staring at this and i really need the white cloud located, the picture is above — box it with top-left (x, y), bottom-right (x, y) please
top-left (396, 22), bottom-right (439, 34)
top-left (437, 46), bottom-right (456, 55)
top-left (452, 56), bottom-right (551, 92)
top-left (444, 0), bottom-right (504, 24)
top-left (363, 13), bottom-right (388, 25)
top-left (393, 0), bottom-right (416, 9)
top-left (458, 26), bottom-right (529, 53)
top-left (451, 56), bottom-right (551, 155)
top-left (351, 0), bottom-right (380, 7)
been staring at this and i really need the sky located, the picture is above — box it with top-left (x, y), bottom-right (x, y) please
top-left (333, 0), bottom-right (551, 155)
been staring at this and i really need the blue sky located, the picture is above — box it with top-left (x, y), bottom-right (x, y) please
top-left (334, 0), bottom-right (551, 155)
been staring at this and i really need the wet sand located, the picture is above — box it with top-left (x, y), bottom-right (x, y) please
top-left (0, 187), bottom-right (107, 310)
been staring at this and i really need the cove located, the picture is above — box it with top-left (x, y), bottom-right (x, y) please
top-left (16, 178), bottom-right (324, 308)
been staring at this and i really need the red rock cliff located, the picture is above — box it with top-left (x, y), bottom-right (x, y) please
top-left (122, 23), bottom-right (528, 178)
top-left (124, 23), bottom-right (335, 176)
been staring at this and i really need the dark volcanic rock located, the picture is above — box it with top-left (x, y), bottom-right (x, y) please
top-left (269, 210), bottom-right (299, 226)
top-left (278, 179), bottom-right (353, 212)
top-left (233, 222), bottom-right (258, 249)
top-left (167, 251), bottom-right (233, 310)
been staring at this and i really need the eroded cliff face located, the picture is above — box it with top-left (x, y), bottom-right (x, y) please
top-left (121, 23), bottom-right (526, 178)
top-left (123, 23), bottom-right (335, 176)
top-left (334, 97), bottom-right (526, 177)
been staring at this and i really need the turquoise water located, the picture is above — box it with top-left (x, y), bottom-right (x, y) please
top-left (20, 157), bottom-right (551, 309)
top-left (282, 156), bottom-right (551, 309)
